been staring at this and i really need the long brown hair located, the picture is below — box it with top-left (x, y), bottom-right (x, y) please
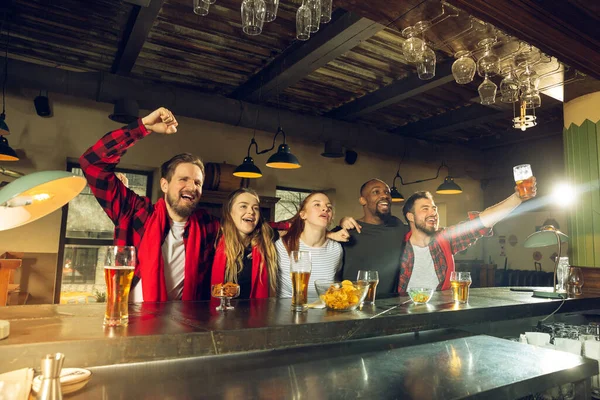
top-left (282, 191), bottom-right (331, 255)
top-left (217, 188), bottom-right (278, 291)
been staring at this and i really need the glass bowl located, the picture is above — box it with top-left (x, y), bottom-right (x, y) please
top-left (314, 280), bottom-right (369, 311)
top-left (211, 282), bottom-right (240, 311)
top-left (408, 287), bottom-right (435, 305)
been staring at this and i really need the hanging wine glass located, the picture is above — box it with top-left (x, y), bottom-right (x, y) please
top-left (264, 0), bottom-right (279, 22)
top-left (306, 0), bottom-right (322, 33)
top-left (296, 3), bottom-right (311, 41)
top-left (477, 38), bottom-right (500, 78)
top-left (452, 51), bottom-right (476, 84)
top-left (499, 67), bottom-right (520, 103)
top-left (320, 0), bottom-right (332, 23)
top-left (417, 45), bottom-right (436, 80)
top-left (401, 26), bottom-right (425, 64)
top-left (241, 0), bottom-right (266, 36)
top-left (193, 0), bottom-right (210, 16)
top-left (519, 67), bottom-right (541, 109)
top-left (478, 75), bottom-right (497, 105)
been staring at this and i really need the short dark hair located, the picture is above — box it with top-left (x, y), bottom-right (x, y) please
top-left (160, 153), bottom-right (205, 182)
top-left (360, 178), bottom-right (387, 197)
top-left (402, 191), bottom-right (433, 221)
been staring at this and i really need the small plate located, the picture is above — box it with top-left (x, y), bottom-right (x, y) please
top-left (32, 368), bottom-right (91, 394)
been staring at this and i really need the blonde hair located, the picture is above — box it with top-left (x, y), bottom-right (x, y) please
top-left (217, 188), bottom-right (278, 292)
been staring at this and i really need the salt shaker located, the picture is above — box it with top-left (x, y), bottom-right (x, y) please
top-left (37, 353), bottom-right (65, 400)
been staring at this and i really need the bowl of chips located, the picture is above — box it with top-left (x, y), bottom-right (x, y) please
top-left (314, 280), bottom-right (369, 311)
top-left (408, 287), bottom-right (435, 305)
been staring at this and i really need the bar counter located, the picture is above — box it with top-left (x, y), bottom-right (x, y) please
top-left (1, 287), bottom-right (599, 374)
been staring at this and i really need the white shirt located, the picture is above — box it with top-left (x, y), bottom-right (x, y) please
top-left (276, 238), bottom-right (343, 299)
top-left (130, 221), bottom-right (187, 302)
top-left (406, 244), bottom-right (440, 291)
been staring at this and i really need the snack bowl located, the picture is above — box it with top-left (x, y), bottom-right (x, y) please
top-left (314, 280), bottom-right (369, 311)
top-left (408, 287), bottom-right (435, 305)
top-left (211, 282), bottom-right (240, 311)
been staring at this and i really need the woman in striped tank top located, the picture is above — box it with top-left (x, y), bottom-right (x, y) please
top-left (276, 192), bottom-right (343, 299)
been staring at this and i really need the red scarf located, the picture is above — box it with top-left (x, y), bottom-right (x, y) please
top-left (405, 230), bottom-right (454, 291)
top-left (211, 237), bottom-right (269, 298)
top-left (136, 198), bottom-right (206, 302)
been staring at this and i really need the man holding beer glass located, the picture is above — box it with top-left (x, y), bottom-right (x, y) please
top-left (80, 107), bottom-right (220, 303)
top-left (397, 174), bottom-right (537, 297)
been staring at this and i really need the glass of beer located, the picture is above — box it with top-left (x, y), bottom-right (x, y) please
top-left (450, 271), bottom-right (472, 304)
top-left (357, 270), bottom-right (379, 306)
top-left (103, 246), bottom-right (136, 327)
top-left (290, 251), bottom-right (311, 312)
top-left (513, 164), bottom-right (535, 200)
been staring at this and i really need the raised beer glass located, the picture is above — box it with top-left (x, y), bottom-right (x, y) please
top-left (357, 270), bottom-right (379, 306)
top-left (290, 251), bottom-right (311, 312)
top-left (513, 164), bottom-right (535, 200)
top-left (450, 271), bottom-right (472, 304)
top-left (103, 246), bottom-right (136, 327)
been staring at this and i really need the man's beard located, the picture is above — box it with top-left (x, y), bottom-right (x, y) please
top-left (166, 191), bottom-right (198, 219)
top-left (415, 219), bottom-right (436, 235)
top-left (375, 208), bottom-right (393, 222)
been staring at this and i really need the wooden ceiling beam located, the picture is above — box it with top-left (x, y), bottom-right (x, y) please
top-left (111, 0), bottom-right (165, 76)
top-left (326, 59), bottom-right (455, 120)
top-left (231, 9), bottom-right (385, 102)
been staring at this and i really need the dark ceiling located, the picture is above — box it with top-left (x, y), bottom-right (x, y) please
top-left (2, 0), bottom-right (598, 151)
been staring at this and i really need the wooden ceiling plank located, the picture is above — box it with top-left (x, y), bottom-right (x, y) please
top-left (326, 59), bottom-right (454, 120)
top-left (112, 0), bottom-right (166, 75)
top-left (231, 9), bottom-right (385, 102)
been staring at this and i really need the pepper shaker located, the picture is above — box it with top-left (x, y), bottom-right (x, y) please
top-left (36, 353), bottom-right (64, 400)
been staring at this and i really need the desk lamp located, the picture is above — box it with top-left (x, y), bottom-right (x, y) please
top-left (523, 225), bottom-right (569, 299)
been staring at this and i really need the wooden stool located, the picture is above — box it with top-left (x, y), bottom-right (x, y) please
top-left (0, 252), bottom-right (23, 306)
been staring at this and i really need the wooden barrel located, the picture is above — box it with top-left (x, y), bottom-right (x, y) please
top-left (203, 162), bottom-right (244, 192)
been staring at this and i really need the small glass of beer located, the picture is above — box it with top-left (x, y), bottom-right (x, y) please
top-left (357, 270), bottom-right (379, 306)
top-left (450, 271), bottom-right (472, 304)
top-left (103, 246), bottom-right (136, 327)
top-left (513, 164), bottom-right (535, 200)
top-left (290, 251), bottom-right (311, 312)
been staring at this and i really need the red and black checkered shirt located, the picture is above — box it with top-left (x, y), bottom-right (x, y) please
top-left (398, 216), bottom-right (492, 295)
top-left (79, 119), bottom-right (220, 250)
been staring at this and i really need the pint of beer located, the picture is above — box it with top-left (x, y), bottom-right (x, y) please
top-left (513, 164), bottom-right (535, 200)
top-left (450, 271), bottom-right (472, 304)
top-left (357, 270), bottom-right (379, 305)
top-left (290, 251), bottom-right (311, 312)
top-left (103, 246), bottom-right (136, 327)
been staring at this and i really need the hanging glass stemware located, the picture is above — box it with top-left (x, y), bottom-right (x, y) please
top-left (478, 75), bottom-right (497, 105)
top-left (401, 26), bottom-right (425, 63)
top-left (264, 0), bottom-right (279, 22)
top-left (499, 67), bottom-right (520, 103)
top-left (193, 0), bottom-right (210, 16)
top-left (417, 46), bottom-right (436, 80)
top-left (477, 38), bottom-right (500, 78)
top-left (241, 0), bottom-right (266, 36)
top-left (306, 0), bottom-right (322, 33)
top-left (320, 0), bottom-right (332, 23)
top-left (296, 3), bottom-right (311, 41)
top-left (452, 51), bottom-right (476, 84)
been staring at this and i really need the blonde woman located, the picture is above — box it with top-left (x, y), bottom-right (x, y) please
top-left (210, 188), bottom-right (278, 298)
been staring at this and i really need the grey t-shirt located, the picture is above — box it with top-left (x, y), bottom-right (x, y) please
top-left (341, 216), bottom-right (409, 294)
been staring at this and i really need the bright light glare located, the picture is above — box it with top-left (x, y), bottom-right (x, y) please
top-left (552, 183), bottom-right (575, 207)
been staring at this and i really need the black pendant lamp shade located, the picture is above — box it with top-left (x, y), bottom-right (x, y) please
top-left (390, 186), bottom-right (404, 202)
top-left (266, 143), bottom-right (301, 169)
top-left (321, 140), bottom-right (344, 158)
top-left (0, 113), bottom-right (17, 161)
top-left (109, 98), bottom-right (139, 124)
top-left (436, 176), bottom-right (463, 194)
top-left (233, 156), bottom-right (263, 178)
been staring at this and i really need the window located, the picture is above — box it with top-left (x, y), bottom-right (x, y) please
top-left (56, 163), bottom-right (153, 304)
top-left (274, 187), bottom-right (312, 222)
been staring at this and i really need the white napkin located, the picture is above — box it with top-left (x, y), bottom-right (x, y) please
top-left (0, 368), bottom-right (34, 400)
top-left (525, 332), bottom-right (551, 346)
top-left (554, 338), bottom-right (582, 355)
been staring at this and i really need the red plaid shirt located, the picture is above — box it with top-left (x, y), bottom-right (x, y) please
top-left (79, 119), bottom-right (220, 250)
top-left (398, 215), bottom-right (492, 295)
